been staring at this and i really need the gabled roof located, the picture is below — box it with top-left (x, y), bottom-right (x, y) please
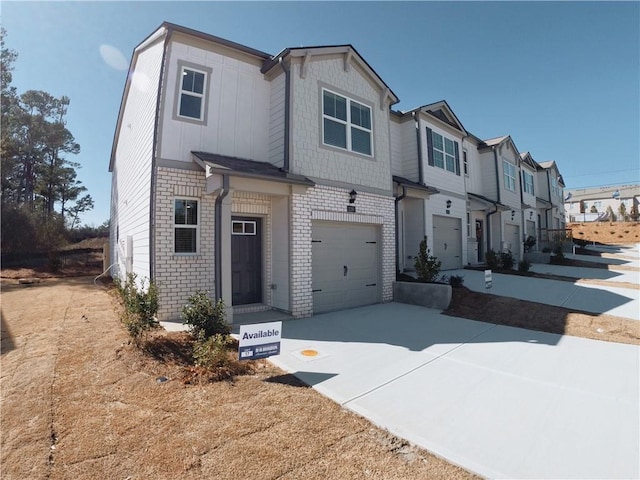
top-left (477, 135), bottom-right (521, 159)
top-left (537, 160), bottom-right (565, 186)
top-left (191, 151), bottom-right (314, 187)
top-left (519, 152), bottom-right (538, 170)
top-left (262, 44), bottom-right (399, 105)
top-left (398, 100), bottom-right (466, 134)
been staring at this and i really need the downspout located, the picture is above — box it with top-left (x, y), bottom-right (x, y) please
top-left (394, 185), bottom-right (407, 274)
top-left (414, 112), bottom-right (424, 185)
top-left (279, 57), bottom-right (291, 172)
top-left (486, 203), bottom-right (499, 256)
top-left (149, 26), bottom-right (172, 283)
top-left (491, 147), bottom-right (502, 252)
top-left (214, 174), bottom-right (230, 300)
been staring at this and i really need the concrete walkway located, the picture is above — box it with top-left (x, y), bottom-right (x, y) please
top-left (270, 303), bottom-right (640, 479)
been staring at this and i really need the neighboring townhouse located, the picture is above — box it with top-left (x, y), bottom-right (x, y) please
top-left (565, 184), bottom-right (640, 222)
top-left (536, 160), bottom-right (566, 244)
top-left (467, 135), bottom-right (525, 262)
top-left (391, 101), bottom-right (466, 272)
top-left (520, 152), bottom-right (540, 249)
top-left (109, 22), bottom-right (399, 322)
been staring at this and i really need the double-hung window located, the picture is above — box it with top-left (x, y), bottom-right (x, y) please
top-left (322, 89), bottom-right (372, 156)
top-left (551, 176), bottom-right (559, 198)
top-left (178, 66), bottom-right (207, 121)
top-left (503, 159), bottom-right (516, 191)
top-left (426, 128), bottom-right (460, 175)
top-left (523, 171), bottom-right (534, 195)
top-left (174, 199), bottom-right (198, 253)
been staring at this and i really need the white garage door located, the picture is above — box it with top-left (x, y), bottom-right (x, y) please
top-left (504, 224), bottom-right (521, 262)
top-left (312, 222), bottom-right (380, 314)
top-left (432, 215), bottom-right (462, 271)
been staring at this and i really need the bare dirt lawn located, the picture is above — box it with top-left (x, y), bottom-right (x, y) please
top-left (1, 276), bottom-right (476, 480)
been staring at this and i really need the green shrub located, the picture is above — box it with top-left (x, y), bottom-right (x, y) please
top-left (414, 237), bottom-right (441, 283)
top-left (192, 332), bottom-right (233, 369)
top-left (448, 275), bottom-right (465, 288)
top-left (485, 249), bottom-right (501, 269)
top-left (181, 291), bottom-right (230, 338)
top-left (518, 260), bottom-right (531, 272)
top-left (542, 246), bottom-right (551, 253)
top-left (523, 235), bottom-right (536, 253)
top-left (115, 273), bottom-right (159, 347)
top-left (500, 250), bottom-right (514, 270)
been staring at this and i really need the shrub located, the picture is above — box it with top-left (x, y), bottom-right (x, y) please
top-left (192, 332), bottom-right (233, 369)
top-left (181, 291), bottom-right (230, 338)
top-left (115, 273), bottom-right (159, 347)
top-left (448, 275), bottom-right (465, 288)
top-left (542, 246), bottom-right (551, 253)
top-left (518, 260), bottom-right (531, 272)
top-left (485, 249), bottom-right (501, 270)
top-left (414, 238), bottom-right (441, 283)
top-left (523, 235), bottom-right (536, 253)
top-left (499, 250), bottom-right (514, 270)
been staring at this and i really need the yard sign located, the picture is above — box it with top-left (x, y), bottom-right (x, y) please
top-left (484, 269), bottom-right (492, 289)
top-left (238, 321), bottom-right (282, 360)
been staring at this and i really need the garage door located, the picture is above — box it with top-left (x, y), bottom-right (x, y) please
top-left (312, 222), bottom-right (380, 314)
top-left (432, 215), bottom-right (462, 270)
top-left (504, 224), bottom-right (521, 261)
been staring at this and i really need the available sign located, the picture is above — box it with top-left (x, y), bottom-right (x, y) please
top-left (484, 269), bottom-right (492, 289)
top-left (238, 321), bottom-right (282, 361)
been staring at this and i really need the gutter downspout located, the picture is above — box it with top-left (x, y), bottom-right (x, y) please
top-left (279, 57), bottom-right (291, 172)
top-left (490, 147), bottom-right (502, 252)
top-left (149, 26), bottom-right (172, 283)
top-left (394, 185), bottom-right (407, 274)
top-left (414, 112), bottom-right (424, 185)
top-left (214, 174), bottom-right (230, 300)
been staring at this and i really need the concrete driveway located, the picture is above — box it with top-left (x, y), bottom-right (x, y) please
top-left (270, 303), bottom-right (640, 479)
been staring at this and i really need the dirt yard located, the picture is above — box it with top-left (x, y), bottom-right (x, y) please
top-left (569, 221), bottom-right (640, 244)
top-left (1, 277), bottom-right (476, 480)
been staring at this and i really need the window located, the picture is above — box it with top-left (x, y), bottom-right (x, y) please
top-left (178, 66), bottom-right (207, 121)
top-left (232, 220), bottom-right (256, 235)
top-left (322, 89), bottom-right (372, 156)
top-left (174, 199), bottom-right (198, 253)
top-left (551, 176), bottom-right (560, 198)
top-left (426, 128), bottom-right (460, 175)
top-left (503, 159), bottom-right (516, 191)
top-left (523, 171), bottom-right (534, 195)
top-left (463, 150), bottom-right (468, 176)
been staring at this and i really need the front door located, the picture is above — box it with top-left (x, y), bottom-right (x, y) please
top-left (475, 220), bottom-right (484, 261)
top-left (231, 217), bottom-right (262, 306)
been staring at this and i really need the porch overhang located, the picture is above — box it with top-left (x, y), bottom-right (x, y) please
top-left (393, 175), bottom-right (439, 198)
top-left (192, 152), bottom-right (315, 193)
top-left (468, 192), bottom-right (510, 211)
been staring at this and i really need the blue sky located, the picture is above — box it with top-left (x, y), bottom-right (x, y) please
top-left (3, 1), bottom-right (639, 227)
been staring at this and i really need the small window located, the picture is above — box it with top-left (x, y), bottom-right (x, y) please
top-left (176, 65), bottom-right (209, 122)
top-left (232, 220), bottom-right (257, 235)
top-left (523, 171), bottom-right (535, 195)
top-left (174, 199), bottom-right (198, 253)
top-left (503, 159), bottom-right (516, 191)
top-left (463, 150), bottom-right (468, 176)
top-left (322, 89), bottom-right (372, 156)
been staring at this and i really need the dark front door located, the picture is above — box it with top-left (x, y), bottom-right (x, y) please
top-left (475, 220), bottom-right (484, 262)
top-left (231, 217), bottom-right (262, 305)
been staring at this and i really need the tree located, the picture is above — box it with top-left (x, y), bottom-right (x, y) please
top-left (618, 202), bottom-right (628, 222)
top-left (606, 205), bottom-right (617, 222)
top-left (630, 203), bottom-right (639, 222)
top-left (590, 205), bottom-right (598, 214)
top-left (67, 194), bottom-right (94, 230)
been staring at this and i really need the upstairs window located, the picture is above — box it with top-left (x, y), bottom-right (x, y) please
top-left (426, 128), bottom-right (460, 175)
top-left (322, 89), bottom-right (372, 156)
top-left (463, 150), bottom-right (468, 176)
top-left (551, 176), bottom-right (560, 197)
top-left (176, 65), bottom-right (208, 122)
top-left (503, 159), bottom-right (516, 191)
top-left (523, 171), bottom-right (535, 195)
top-left (174, 199), bottom-right (198, 253)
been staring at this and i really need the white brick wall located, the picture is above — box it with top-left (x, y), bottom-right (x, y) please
top-left (290, 185), bottom-right (395, 318)
top-left (155, 167), bottom-right (215, 322)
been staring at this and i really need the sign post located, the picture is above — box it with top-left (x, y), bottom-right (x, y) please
top-left (484, 269), bottom-right (492, 290)
top-left (238, 321), bottom-right (282, 360)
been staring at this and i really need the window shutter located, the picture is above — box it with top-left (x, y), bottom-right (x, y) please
top-left (454, 141), bottom-right (460, 176)
top-left (426, 128), bottom-right (434, 166)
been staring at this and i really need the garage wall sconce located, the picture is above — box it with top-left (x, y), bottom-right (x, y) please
top-left (349, 189), bottom-right (358, 203)
top-left (446, 200), bottom-right (452, 208)
top-left (511, 210), bottom-right (516, 220)
top-left (529, 211), bottom-right (533, 219)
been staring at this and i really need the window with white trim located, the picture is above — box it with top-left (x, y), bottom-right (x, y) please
top-left (463, 150), bottom-right (468, 176)
top-left (232, 220), bottom-right (256, 235)
top-left (551, 176), bottom-right (559, 197)
top-left (426, 128), bottom-right (460, 175)
top-left (523, 171), bottom-right (534, 195)
top-left (174, 199), bottom-right (198, 253)
top-left (322, 89), bottom-right (372, 156)
top-left (178, 66), bottom-right (207, 121)
top-left (503, 159), bottom-right (516, 191)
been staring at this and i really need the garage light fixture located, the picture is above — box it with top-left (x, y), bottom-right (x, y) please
top-left (349, 189), bottom-right (357, 203)
top-left (511, 210), bottom-right (516, 220)
top-left (446, 200), bottom-right (452, 208)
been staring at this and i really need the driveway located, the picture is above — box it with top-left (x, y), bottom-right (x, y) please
top-left (270, 303), bottom-right (640, 479)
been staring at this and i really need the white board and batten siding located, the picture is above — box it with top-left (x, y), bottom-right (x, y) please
top-left (158, 39), bottom-right (271, 164)
top-left (111, 38), bottom-right (165, 282)
top-left (268, 71), bottom-right (286, 168)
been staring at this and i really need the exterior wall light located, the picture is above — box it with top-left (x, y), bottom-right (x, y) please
top-left (446, 200), bottom-right (452, 208)
top-left (349, 190), bottom-right (357, 203)
top-left (511, 210), bottom-right (516, 220)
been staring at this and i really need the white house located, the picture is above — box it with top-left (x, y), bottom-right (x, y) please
top-left (565, 184), bottom-right (640, 222)
top-left (110, 23), bottom-right (399, 322)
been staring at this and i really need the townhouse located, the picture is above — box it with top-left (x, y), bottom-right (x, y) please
top-left (110, 22), bottom-right (567, 321)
